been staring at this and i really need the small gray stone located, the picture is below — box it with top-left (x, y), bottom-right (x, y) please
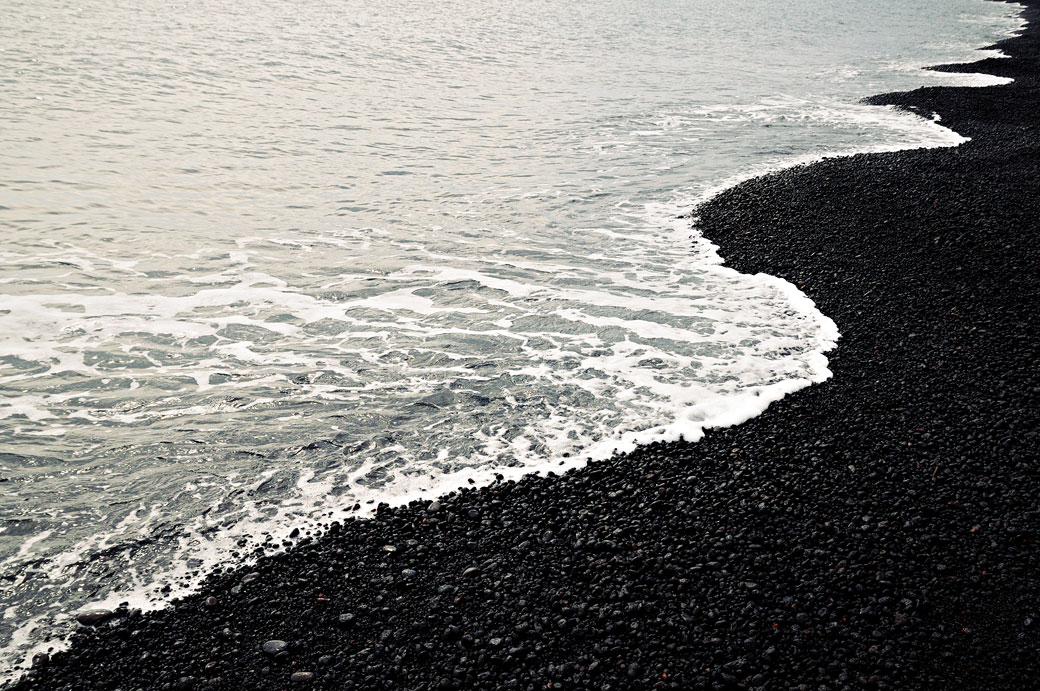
top-left (290, 671), bottom-right (315, 683)
top-left (401, 568), bottom-right (417, 579)
top-left (261, 640), bottom-right (289, 657)
top-left (241, 572), bottom-right (261, 585)
top-left (462, 566), bottom-right (481, 578)
top-left (338, 613), bottom-right (355, 626)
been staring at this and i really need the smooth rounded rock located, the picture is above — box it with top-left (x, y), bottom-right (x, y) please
top-left (261, 640), bottom-right (289, 658)
top-left (75, 609), bottom-right (114, 627)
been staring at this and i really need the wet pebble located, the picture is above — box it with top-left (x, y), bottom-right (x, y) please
top-left (261, 640), bottom-right (288, 658)
top-left (75, 609), bottom-right (114, 627)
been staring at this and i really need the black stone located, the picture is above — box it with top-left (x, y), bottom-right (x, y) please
top-left (74, 609), bottom-right (114, 627)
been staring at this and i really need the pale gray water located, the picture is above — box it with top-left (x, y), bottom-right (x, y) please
top-left (0, 0), bottom-right (1022, 676)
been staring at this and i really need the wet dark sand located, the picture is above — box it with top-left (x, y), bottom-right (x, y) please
top-left (9, 2), bottom-right (1039, 689)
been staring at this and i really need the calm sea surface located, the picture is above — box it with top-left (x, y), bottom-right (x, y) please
top-left (0, 0), bottom-right (1022, 675)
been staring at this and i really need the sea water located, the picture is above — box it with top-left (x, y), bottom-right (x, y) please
top-left (0, 0), bottom-right (1023, 677)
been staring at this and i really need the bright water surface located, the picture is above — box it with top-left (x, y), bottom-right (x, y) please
top-left (0, 0), bottom-right (1023, 677)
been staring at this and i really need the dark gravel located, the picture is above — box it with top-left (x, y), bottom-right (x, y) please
top-left (9, 3), bottom-right (1039, 690)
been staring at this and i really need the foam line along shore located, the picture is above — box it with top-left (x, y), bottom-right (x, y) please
top-left (7, 1), bottom-right (1040, 689)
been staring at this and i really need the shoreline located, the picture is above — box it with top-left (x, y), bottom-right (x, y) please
top-left (9, 2), bottom-right (1040, 689)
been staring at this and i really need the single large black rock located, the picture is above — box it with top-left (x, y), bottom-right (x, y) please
top-left (74, 609), bottom-right (114, 627)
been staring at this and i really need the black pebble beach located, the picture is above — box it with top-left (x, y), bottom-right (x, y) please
top-left (9, 3), bottom-right (1039, 690)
